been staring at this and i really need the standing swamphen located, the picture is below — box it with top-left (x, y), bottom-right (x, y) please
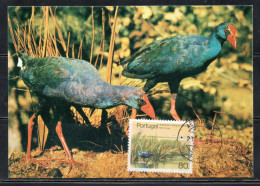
top-left (17, 53), bottom-right (155, 169)
top-left (121, 23), bottom-right (237, 121)
top-left (138, 151), bottom-right (154, 162)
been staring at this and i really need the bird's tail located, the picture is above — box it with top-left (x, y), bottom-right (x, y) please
top-left (122, 69), bottom-right (152, 79)
top-left (17, 52), bottom-right (34, 69)
top-left (115, 59), bottom-right (129, 66)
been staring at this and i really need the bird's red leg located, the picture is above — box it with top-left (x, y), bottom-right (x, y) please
top-left (170, 93), bottom-right (181, 121)
top-left (131, 108), bottom-right (137, 119)
top-left (26, 115), bottom-right (36, 160)
top-left (55, 121), bottom-right (73, 161)
top-left (55, 121), bottom-right (85, 172)
top-left (26, 114), bottom-right (48, 166)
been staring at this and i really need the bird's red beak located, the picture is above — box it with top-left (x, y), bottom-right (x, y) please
top-left (227, 25), bottom-right (237, 49)
top-left (141, 94), bottom-right (155, 119)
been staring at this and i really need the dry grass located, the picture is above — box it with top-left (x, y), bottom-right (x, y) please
top-left (9, 7), bottom-right (65, 57)
top-left (8, 137), bottom-right (253, 178)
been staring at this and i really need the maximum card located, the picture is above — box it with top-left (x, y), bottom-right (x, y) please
top-left (8, 5), bottom-right (253, 178)
top-left (128, 119), bottom-right (194, 174)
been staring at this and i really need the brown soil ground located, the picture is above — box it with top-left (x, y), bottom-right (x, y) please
top-left (9, 138), bottom-right (253, 178)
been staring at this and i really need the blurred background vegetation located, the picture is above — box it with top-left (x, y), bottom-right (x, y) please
top-left (8, 6), bottom-right (253, 154)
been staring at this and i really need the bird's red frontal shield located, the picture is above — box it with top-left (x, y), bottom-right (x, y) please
top-left (227, 25), bottom-right (237, 49)
top-left (141, 94), bottom-right (155, 119)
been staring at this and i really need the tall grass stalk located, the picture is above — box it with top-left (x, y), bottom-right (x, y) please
top-left (106, 6), bottom-right (118, 84)
top-left (90, 6), bottom-right (95, 64)
top-left (94, 8), bottom-right (105, 68)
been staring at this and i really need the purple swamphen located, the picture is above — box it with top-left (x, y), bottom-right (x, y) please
top-left (17, 53), bottom-right (155, 169)
top-left (138, 151), bottom-right (154, 161)
top-left (121, 23), bottom-right (237, 121)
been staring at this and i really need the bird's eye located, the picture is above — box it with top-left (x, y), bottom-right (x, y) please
top-left (138, 99), bottom-right (146, 106)
top-left (224, 29), bottom-right (227, 32)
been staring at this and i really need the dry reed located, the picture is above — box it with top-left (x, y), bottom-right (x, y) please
top-left (90, 6), bottom-right (95, 64)
top-left (106, 6), bottom-right (118, 84)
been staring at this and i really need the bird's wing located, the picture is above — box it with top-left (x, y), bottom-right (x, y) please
top-left (21, 57), bottom-right (104, 101)
top-left (123, 35), bottom-right (207, 79)
top-left (21, 57), bottom-right (71, 94)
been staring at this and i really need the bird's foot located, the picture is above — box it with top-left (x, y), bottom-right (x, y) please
top-left (54, 159), bottom-right (87, 174)
top-left (193, 138), bottom-right (219, 146)
top-left (26, 157), bottom-right (50, 167)
top-left (194, 139), bottom-right (206, 146)
top-left (26, 157), bottom-right (86, 174)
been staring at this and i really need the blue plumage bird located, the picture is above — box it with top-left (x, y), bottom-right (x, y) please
top-left (121, 23), bottom-right (237, 121)
top-left (138, 151), bottom-right (154, 160)
top-left (17, 53), bottom-right (155, 169)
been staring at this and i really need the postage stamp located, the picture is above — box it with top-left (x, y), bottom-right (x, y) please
top-left (128, 119), bottom-right (194, 174)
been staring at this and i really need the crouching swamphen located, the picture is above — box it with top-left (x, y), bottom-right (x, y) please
top-left (121, 23), bottom-right (237, 121)
top-left (17, 52), bottom-right (155, 169)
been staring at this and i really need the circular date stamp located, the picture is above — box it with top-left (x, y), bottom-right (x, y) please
top-left (177, 120), bottom-right (223, 163)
